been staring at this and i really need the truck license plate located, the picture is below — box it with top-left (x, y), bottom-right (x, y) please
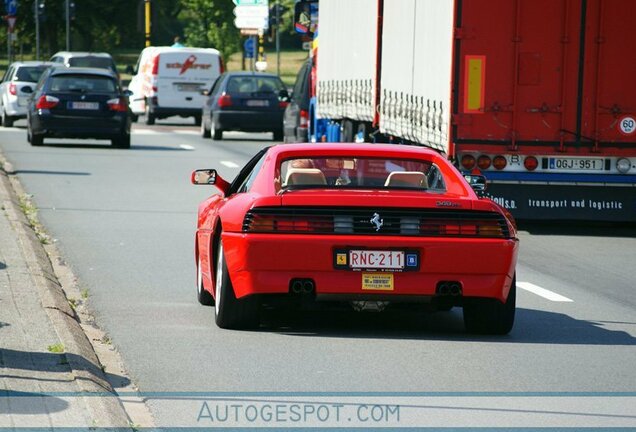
top-left (548, 157), bottom-right (604, 171)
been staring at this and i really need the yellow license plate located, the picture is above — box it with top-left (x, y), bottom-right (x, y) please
top-left (362, 273), bottom-right (394, 291)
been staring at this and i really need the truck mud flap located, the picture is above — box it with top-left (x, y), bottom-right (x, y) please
top-left (485, 183), bottom-right (636, 222)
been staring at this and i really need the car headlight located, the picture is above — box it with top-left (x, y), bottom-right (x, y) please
top-left (616, 158), bottom-right (631, 174)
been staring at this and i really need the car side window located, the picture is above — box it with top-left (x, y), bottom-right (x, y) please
top-left (2, 67), bottom-right (13, 83)
top-left (228, 148), bottom-right (269, 195)
top-left (209, 76), bottom-right (223, 96)
top-left (291, 62), bottom-right (308, 102)
top-left (237, 154), bottom-right (267, 193)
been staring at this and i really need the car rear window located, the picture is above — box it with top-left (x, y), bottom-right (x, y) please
top-left (49, 74), bottom-right (117, 93)
top-left (226, 76), bottom-right (285, 95)
top-left (68, 57), bottom-right (116, 72)
top-left (280, 157), bottom-right (446, 191)
top-left (15, 66), bottom-right (49, 83)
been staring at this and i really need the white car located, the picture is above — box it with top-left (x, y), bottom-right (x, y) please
top-left (0, 61), bottom-right (54, 127)
top-left (127, 46), bottom-right (224, 125)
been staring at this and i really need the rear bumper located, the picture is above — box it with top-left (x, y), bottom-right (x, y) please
top-left (222, 232), bottom-right (518, 302)
top-left (214, 110), bottom-right (283, 132)
top-left (31, 113), bottom-right (129, 138)
top-left (3, 99), bottom-right (28, 118)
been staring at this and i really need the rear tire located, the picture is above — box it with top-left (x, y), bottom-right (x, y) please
top-left (28, 125), bottom-right (43, 146)
top-left (214, 240), bottom-right (258, 329)
top-left (2, 110), bottom-right (14, 128)
top-left (273, 129), bottom-right (284, 141)
top-left (463, 274), bottom-right (516, 335)
top-left (112, 134), bottom-right (131, 149)
top-left (197, 256), bottom-right (215, 306)
top-left (200, 117), bottom-right (211, 138)
top-left (194, 115), bottom-right (202, 127)
top-left (144, 101), bottom-right (155, 125)
top-left (211, 121), bottom-right (223, 141)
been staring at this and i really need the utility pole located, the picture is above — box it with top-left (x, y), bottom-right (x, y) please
top-left (65, 0), bottom-right (69, 50)
top-left (144, 0), bottom-right (151, 47)
top-left (34, 1), bottom-right (40, 60)
top-left (275, 0), bottom-right (280, 76)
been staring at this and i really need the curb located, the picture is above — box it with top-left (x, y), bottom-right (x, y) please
top-left (0, 155), bottom-right (133, 429)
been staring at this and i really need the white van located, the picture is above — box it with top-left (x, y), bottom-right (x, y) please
top-left (127, 47), bottom-right (223, 125)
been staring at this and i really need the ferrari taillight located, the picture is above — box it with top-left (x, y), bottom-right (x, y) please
top-left (36, 95), bottom-right (59, 109)
top-left (420, 219), bottom-right (505, 238)
top-left (245, 214), bottom-right (333, 233)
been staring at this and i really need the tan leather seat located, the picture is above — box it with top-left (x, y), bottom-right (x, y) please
top-left (384, 171), bottom-right (428, 188)
top-left (284, 168), bottom-right (327, 186)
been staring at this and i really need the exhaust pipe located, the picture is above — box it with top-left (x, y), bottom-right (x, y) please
top-left (437, 282), bottom-right (450, 295)
top-left (302, 280), bottom-right (315, 294)
top-left (449, 283), bottom-right (462, 296)
top-left (291, 280), bottom-right (303, 294)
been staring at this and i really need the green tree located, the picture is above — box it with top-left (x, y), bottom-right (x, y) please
top-left (179, 0), bottom-right (240, 60)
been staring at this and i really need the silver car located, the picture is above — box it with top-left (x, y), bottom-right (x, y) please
top-left (0, 61), bottom-right (54, 127)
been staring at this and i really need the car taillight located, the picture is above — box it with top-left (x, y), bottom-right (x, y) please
top-left (107, 97), bottom-right (128, 112)
top-left (493, 156), bottom-right (507, 170)
top-left (151, 54), bottom-right (160, 75)
top-left (524, 156), bottom-right (538, 171)
top-left (244, 213), bottom-right (333, 233)
top-left (36, 95), bottom-right (60, 109)
top-left (420, 219), bottom-right (505, 238)
top-left (460, 154), bottom-right (476, 170)
top-left (299, 109), bottom-right (309, 128)
top-left (217, 93), bottom-right (232, 108)
top-left (279, 101), bottom-right (290, 109)
top-left (477, 155), bottom-right (492, 170)
top-left (9, 83), bottom-right (17, 96)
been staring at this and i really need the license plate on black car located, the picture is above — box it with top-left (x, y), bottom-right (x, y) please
top-left (246, 100), bottom-right (269, 107)
top-left (69, 102), bottom-right (99, 110)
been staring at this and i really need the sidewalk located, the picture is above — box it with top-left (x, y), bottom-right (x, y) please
top-left (0, 158), bottom-right (134, 429)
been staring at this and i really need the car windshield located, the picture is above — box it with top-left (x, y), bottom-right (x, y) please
top-left (15, 66), bottom-right (49, 83)
top-left (49, 74), bottom-right (117, 93)
top-left (68, 57), bottom-right (116, 72)
top-left (280, 157), bottom-right (446, 191)
top-left (226, 76), bottom-right (285, 95)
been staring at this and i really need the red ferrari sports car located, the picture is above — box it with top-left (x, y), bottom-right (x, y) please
top-left (192, 143), bottom-right (518, 333)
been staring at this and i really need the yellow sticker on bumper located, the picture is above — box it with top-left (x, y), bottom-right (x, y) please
top-left (362, 273), bottom-right (394, 291)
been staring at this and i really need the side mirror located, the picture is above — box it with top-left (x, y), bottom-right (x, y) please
top-left (192, 169), bottom-right (217, 185)
top-left (125, 65), bottom-right (135, 75)
top-left (278, 89), bottom-right (290, 102)
top-left (21, 86), bottom-right (34, 94)
top-left (464, 174), bottom-right (487, 197)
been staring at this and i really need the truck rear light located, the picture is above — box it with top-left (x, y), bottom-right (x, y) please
top-left (217, 93), bottom-right (232, 108)
top-left (493, 156), bottom-right (507, 170)
top-left (477, 155), bottom-right (491, 170)
top-left (151, 55), bottom-right (160, 75)
top-left (107, 97), bottom-right (128, 112)
top-left (299, 109), bottom-right (309, 128)
top-left (35, 95), bottom-right (59, 109)
top-left (460, 154), bottom-right (476, 170)
top-left (9, 83), bottom-right (17, 96)
top-left (616, 158), bottom-right (631, 173)
top-left (524, 156), bottom-right (538, 171)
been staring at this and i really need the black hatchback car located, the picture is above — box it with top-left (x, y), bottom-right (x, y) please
top-left (200, 72), bottom-right (289, 141)
top-left (27, 67), bottom-right (131, 148)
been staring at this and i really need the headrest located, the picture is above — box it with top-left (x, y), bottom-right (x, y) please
top-left (284, 168), bottom-right (327, 186)
top-left (384, 171), bottom-right (428, 188)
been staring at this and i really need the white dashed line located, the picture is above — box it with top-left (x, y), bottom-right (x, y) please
top-left (172, 130), bottom-right (200, 135)
top-left (132, 129), bottom-right (162, 135)
top-left (179, 144), bottom-right (195, 150)
top-left (220, 161), bottom-right (239, 168)
top-left (517, 282), bottom-right (573, 302)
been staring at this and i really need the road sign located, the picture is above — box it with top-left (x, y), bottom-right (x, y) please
top-left (234, 16), bottom-right (268, 30)
top-left (233, 0), bottom-right (267, 6)
top-left (6, 15), bottom-right (16, 32)
top-left (243, 37), bottom-right (255, 59)
top-left (233, 5), bottom-right (268, 18)
top-left (5, 0), bottom-right (17, 15)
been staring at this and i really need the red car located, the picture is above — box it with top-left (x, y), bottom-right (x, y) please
top-left (192, 143), bottom-right (518, 333)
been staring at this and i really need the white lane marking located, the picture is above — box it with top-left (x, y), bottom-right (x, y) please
top-left (173, 130), bottom-right (199, 135)
top-left (220, 161), bottom-right (239, 168)
top-left (517, 282), bottom-right (573, 302)
top-left (179, 144), bottom-right (195, 150)
top-left (132, 129), bottom-right (161, 135)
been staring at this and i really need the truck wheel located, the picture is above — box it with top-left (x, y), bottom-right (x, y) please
top-left (214, 240), bottom-right (259, 329)
top-left (144, 102), bottom-right (155, 125)
top-left (463, 274), bottom-right (516, 335)
top-left (194, 115), bottom-right (202, 127)
top-left (211, 122), bottom-right (223, 141)
top-left (273, 129), bottom-right (284, 141)
top-left (2, 110), bottom-right (14, 128)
